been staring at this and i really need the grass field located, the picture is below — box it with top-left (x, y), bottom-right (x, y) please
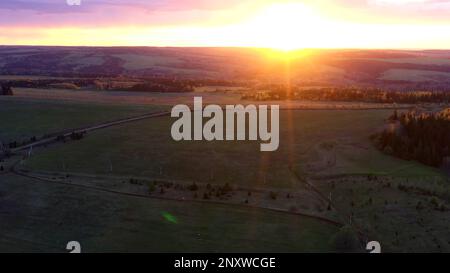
top-left (4, 97), bottom-right (450, 252)
top-left (379, 69), bottom-right (450, 82)
top-left (361, 57), bottom-right (450, 65)
top-left (25, 109), bottom-right (445, 189)
top-left (0, 98), bottom-right (347, 252)
top-left (314, 176), bottom-right (450, 252)
top-left (0, 97), bottom-right (165, 143)
top-left (114, 54), bottom-right (182, 70)
top-left (0, 174), bottom-right (337, 252)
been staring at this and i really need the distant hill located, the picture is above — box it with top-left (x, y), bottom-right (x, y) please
top-left (2, 46), bottom-right (450, 90)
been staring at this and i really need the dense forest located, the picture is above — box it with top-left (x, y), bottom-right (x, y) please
top-left (372, 109), bottom-right (450, 167)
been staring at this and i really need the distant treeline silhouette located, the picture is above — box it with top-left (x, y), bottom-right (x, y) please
top-left (124, 79), bottom-right (194, 93)
top-left (0, 83), bottom-right (13, 96)
top-left (372, 109), bottom-right (450, 167)
top-left (243, 87), bottom-right (450, 104)
top-left (0, 77), bottom-right (244, 93)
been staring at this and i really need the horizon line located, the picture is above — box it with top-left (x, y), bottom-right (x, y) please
top-left (1, 45), bottom-right (450, 51)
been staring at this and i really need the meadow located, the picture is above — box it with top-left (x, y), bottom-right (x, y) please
top-left (2, 94), bottom-right (449, 252)
top-left (314, 175), bottom-right (450, 252)
top-left (0, 98), bottom-right (340, 252)
top-left (25, 109), bottom-right (445, 189)
top-left (0, 97), bottom-right (165, 143)
top-left (0, 174), bottom-right (337, 252)
top-left (379, 69), bottom-right (450, 82)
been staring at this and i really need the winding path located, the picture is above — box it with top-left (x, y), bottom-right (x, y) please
top-left (4, 108), bottom-right (345, 232)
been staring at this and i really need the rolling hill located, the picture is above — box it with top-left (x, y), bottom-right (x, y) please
top-left (2, 46), bottom-right (450, 90)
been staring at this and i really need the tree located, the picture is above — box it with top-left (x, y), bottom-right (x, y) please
top-left (188, 182), bottom-right (199, 191)
top-left (0, 83), bottom-right (13, 96)
top-left (373, 109), bottom-right (450, 168)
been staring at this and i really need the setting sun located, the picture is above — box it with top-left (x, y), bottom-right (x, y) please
top-left (2, 0), bottom-right (450, 49)
top-left (242, 3), bottom-right (325, 50)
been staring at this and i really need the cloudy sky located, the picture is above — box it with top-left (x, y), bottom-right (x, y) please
top-left (1, 0), bottom-right (450, 49)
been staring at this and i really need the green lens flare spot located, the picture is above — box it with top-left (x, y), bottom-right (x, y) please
top-left (162, 211), bottom-right (178, 224)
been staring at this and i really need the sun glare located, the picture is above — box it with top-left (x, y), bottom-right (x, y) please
top-left (4, 0), bottom-right (449, 49)
top-left (243, 3), bottom-right (326, 51)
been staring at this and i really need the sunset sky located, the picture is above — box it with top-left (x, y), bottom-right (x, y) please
top-left (1, 0), bottom-right (450, 49)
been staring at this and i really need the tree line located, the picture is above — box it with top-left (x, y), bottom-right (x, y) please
top-left (243, 86), bottom-right (450, 104)
top-left (372, 109), bottom-right (450, 167)
top-left (0, 77), bottom-right (246, 93)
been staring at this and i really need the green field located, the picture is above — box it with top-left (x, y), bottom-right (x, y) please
top-left (26, 109), bottom-right (445, 189)
top-left (0, 174), bottom-right (337, 252)
top-left (0, 97), bottom-right (165, 143)
top-left (314, 176), bottom-right (450, 252)
top-left (1, 99), bottom-right (342, 252)
top-left (4, 98), bottom-right (450, 252)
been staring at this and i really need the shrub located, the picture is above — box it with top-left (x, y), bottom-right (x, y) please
top-left (148, 183), bottom-right (156, 193)
top-left (188, 182), bottom-right (199, 191)
top-left (222, 183), bottom-right (232, 193)
top-left (269, 191), bottom-right (278, 200)
top-left (416, 201), bottom-right (424, 210)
